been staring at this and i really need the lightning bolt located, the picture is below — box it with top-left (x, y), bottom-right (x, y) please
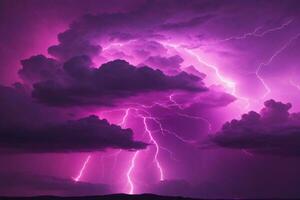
top-left (122, 95), bottom-right (210, 194)
top-left (160, 41), bottom-right (250, 109)
top-left (123, 107), bottom-right (164, 194)
top-left (117, 107), bottom-right (138, 194)
top-left (72, 100), bottom-right (211, 192)
top-left (205, 19), bottom-right (298, 100)
top-left (160, 146), bottom-right (180, 162)
top-left (289, 79), bottom-right (300, 91)
top-left (73, 155), bottom-right (91, 182)
top-left (256, 33), bottom-right (300, 99)
top-left (127, 151), bottom-right (139, 194)
top-left (79, 39), bottom-right (236, 192)
top-left (71, 18), bottom-right (299, 189)
top-left (143, 116), bottom-right (164, 181)
top-left (72, 108), bottom-right (130, 183)
top-left (216, 19), bottom-right (293, 43)
top-left (242, 149), bottom-right (254, 157)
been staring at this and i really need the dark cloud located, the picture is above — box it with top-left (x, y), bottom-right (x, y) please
top-left (0, 115), bottom-right (147, 153)
top-left (109, 32), bottom-right (138, 42)
top-left (182, 66), bottom-right (206, 79)
top-left (164, 89), bottom-right (236, 110)
top-left (0, 85), bottom-right (147, 153)
top-left (46, 0), bottom-right (221, 61)
top-left (143, 55), bottom-right (183, 75)
top-left (63, 54), bottom-right (94, 80)
top-left (131, 40), bottom-right (168, 59)
top-left (32, 58), bottom-right (206, 106)
top-left (48, 36), bottom-right (102, 61)
top-left (46, 11), bottom-right (150, 60)
top-left (18, 55), bottom-right (62, 84)
top-left (0, 84), bottom-right (58, 127)
top-left (0, 172), bottom-right (111, 196)
top-left (160, 15), bottom-right (214, 30)
top-left (212, 99), bottom-right (300, 156)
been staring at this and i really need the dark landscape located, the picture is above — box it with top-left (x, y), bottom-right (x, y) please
top-left (0, 194), bottom-right (201, 200)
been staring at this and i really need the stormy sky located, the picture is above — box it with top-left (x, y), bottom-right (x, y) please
top-left (1, 0), bottom-right (300, 198)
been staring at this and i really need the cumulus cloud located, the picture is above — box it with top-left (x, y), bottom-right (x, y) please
top-left (18, 55), bottom-right (62, 84)
top-left (212, 99), bottom-right (300, 156)
top-left (0, 85), bottom-right (147, 153)
top-left (46, 0), bottom-right (221, 61)
top-left (48, 36), bottom-right (102, 61)
top-left (32, 58), bottom-right (206, 106)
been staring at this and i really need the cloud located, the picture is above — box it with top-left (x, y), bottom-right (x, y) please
top-left (48, 36), bottom-right (102, 61)
top-left (163, 89), bottom-right (236, 110)
top-left (18, 55), bottom-right (62, 84)
top-left (142, 55), bottom-right (184, 75)
top-left (0, 115), bottom-right (147, 153)
top-left (182, 65), bottom-right (206, 79)
top-left (160, 15), bottom-right (214, 30)
top-left (0, 172), bottom-right (111, 196)
top-left (108, 32), bottom-right (138, 42)
top-left (212, 99), bottom-right (300, 156)
top-left (32, 58), bottom-right (207, 106)
top-left (46, 0), bottom-right (221, 61)
top-left (0, 85), bottom-right (147, 153)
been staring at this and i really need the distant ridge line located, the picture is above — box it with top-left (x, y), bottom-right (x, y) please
top-left (0, 193), bottom-right (204, 200)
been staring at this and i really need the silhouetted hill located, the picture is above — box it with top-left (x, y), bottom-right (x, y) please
top-left (0, 194), bottom-right (203, 200)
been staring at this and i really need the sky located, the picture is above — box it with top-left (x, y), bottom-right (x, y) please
top-left (1, 0), bottom-right (300, 198)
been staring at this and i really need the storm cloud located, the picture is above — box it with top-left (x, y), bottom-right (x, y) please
top-left (0, 85), bottom-right (147, 153)
top-left (31, 58), bottom-right (206, 106)
top-left (212, 99), bottom-right (300, 156)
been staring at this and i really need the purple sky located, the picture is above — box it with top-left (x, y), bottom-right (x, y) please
top-left (1, 0), bottom-right (300, 198)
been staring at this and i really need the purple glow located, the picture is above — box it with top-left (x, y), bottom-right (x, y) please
top-left (1, 1), bottom-right (300, 198)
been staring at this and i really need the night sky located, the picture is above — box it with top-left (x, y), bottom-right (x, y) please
top-left (1, 0), bottom-right (300, 198)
